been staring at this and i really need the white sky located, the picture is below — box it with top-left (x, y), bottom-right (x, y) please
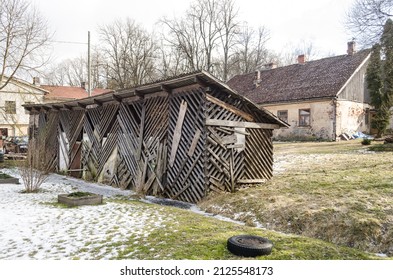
top-left (33, 0), bottom-right (355, 62)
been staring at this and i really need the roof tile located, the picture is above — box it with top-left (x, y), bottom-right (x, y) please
top-left (227, 49), bottom-right (371, 104)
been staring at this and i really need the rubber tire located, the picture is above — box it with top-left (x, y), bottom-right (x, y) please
top-left (227, 235), bottom-right (273, 257)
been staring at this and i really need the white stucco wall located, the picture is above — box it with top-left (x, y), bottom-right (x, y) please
top-left (263, 100), bottom-right (335, 140)
top-left (335, 100), bottom-right (371, 136)
top-left (262, 99), bottom-right (371, 141)
top-left (0, 79), bottom-right (45, 136)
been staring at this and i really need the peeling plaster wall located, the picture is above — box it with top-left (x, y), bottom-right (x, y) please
top-left (263, 100), bottom-right (335, 140)
top-left (335, 101), bottom-right (371, 136)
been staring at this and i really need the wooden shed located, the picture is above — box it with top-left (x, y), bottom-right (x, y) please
top-left (25, 71), bottom-right (288, 203)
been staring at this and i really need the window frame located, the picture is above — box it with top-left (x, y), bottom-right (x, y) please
top-left (5, 101), bottom-right (16, 114)
top-left (277, 110), bottom-right (288, 123)
top-left (298, 108), bottom-right (311, 127)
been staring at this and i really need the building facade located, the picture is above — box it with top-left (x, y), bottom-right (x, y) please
top-left (228, 43), bottom-right (372, 141)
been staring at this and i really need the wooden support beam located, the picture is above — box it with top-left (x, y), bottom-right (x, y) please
top-left (77, 102), bottom-right (87, 109)
top-left (52, 105), bottom-right (62, 110)
top-left (134, 89), bottom-right (143, 98)
top-left (112, 94), bottom-right (123, 103)
top-left (206, 119), bottom-right (280, 129)
top-left (93, 99), bottom-right (102, 106)
top-left (194, 76), bottom-right (208, 87)
top-left (206, 94), bottom-right (254, 121)
top-left (160, 84), bottom-right (172, 93)
top-left (187, 129), bottom-right (201, 157)
top-left (137, 105), bottom-right (146, 160)
top-left (230, 148), bottom-right (235, 192)
top-left (64, 104), bottom-right (73, 110)
top-left (169, 100), bottom-right (188, 167)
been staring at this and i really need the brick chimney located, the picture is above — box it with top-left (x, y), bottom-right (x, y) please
top-left (33, 77), bottom-right (40, 86)
top-left (253, 70), bottom-right (261, 88)
top-left (347, 41), bottom-right (356, 55)
top-left (297, 54), bottom-right (306, 64)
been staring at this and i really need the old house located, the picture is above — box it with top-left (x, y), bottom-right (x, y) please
top-left (25, 71), bottom-right (287, 203)
top-left (0, 77), bottom-right (47, 137)
top-left (227, 42), bottom-right (372, 141)
top-left (0, 76), bottom-right (111, 138)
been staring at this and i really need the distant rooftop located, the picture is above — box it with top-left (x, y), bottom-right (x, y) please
top-left (41, 85), bottom-right (113, 101)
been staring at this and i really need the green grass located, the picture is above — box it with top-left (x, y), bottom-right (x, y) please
top-left (369, 143), bottom-right (393, 151)
top-left (200, 141), bottom-right (393, 257)
top-left (0, 172), bottom-right (12, 179)
top-left (87, 200), bottom-right (378, 260)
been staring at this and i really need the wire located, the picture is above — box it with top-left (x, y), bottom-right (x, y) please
top-left (50, 40), bottom-right (87, 45)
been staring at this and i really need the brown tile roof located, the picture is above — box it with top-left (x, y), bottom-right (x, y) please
top-left (227, 49), bottom-right (371, 104)
top-left (41, 85), bottom-right (113, 101)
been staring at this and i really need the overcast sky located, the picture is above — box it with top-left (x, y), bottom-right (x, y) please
top-left (34, 0), bottom-right (355, 62)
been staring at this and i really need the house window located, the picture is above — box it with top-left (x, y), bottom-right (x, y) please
top-left (277, 110), bottom-right (288, 123)
top-left (5, 101), bottom-right (16, 114)
top-left (299, 109), bottom-right (310, 126)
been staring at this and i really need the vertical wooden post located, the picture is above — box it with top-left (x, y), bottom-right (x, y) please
top-left (169, 100), bottom-right (188, 167)
top-left (230, 147), bottom-right (235, 192)
top-left (137, 104), bottom-right (146, 160)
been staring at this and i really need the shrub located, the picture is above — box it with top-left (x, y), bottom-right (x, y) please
top-left (361, 138), bottom-right (372, 145)
top-left (18, 139), bottom-right (50, 193)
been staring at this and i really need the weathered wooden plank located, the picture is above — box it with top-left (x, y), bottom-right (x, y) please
top-left (171, 182), bottom-right (191, 200)
top-left (206, 94), bottom-right (254, 122)
top-left (221, 134), bottom-right (237, 145)
top-left (207, 147), bottom-right (229, 170)
top-left (169, 100), bottom-right (188, 167)
top-left (237, 179), bottom-right (267, 184)
top-left (206, 119), bottom-right (280, 129)
top-left (209, 157), bottom-right (223, 173)
top-left (187, 129), bottom-right (201, 157)
top-left (209, 177), bottom-right (225, 191)
top-left (137, 104), bottom-right (146, 160)
top-left (227, 144), bottom-right (245, 149)
top-left (230, 148), bottom-right (235, 192)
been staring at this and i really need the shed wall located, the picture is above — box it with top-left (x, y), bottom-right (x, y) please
top-left (29, 84), bottom-right (276, 203)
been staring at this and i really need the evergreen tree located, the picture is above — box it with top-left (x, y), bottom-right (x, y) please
top-left (366, 19), bottom-right (393, 138)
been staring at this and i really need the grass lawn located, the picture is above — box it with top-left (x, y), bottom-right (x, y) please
top-left (93, 199), bottom-right (380, 260)
top-left (199, 140), bottom-right (393, 257)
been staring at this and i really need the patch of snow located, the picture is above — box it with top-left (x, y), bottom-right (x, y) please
top-left (0, 169), bottom-right (170, 260)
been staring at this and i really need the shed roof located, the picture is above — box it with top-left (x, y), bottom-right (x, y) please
top-left (227, 49), bottom-right (371, 104)
top-left (24, 71), bottom-right (287, 127)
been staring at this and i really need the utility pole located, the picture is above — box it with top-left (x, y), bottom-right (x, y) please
top-left (88, 31), bottom-right (92, 97)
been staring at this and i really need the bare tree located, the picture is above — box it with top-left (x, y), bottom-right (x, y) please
top-left (0, 0), bottom-right (51, 89)
top-left (279, 39), bottom-right (320, 66)
top-left (228, 24), bottom-right (271, 77)
top-left (98, 18), bottom-right (158, 89)
top-left (217, 0), bottom-right (240, 81)
top-left (160, 11), bottom-right (206, 72)
top-left (44, 47), bottom-right (108, 88)
top-left (346, 0), bottom-right (393, 47)
top-left (160, 0), bottom-right (243, 80)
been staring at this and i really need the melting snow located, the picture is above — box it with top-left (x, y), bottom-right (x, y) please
top-left (0, 169), bottom-right (168, 260)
